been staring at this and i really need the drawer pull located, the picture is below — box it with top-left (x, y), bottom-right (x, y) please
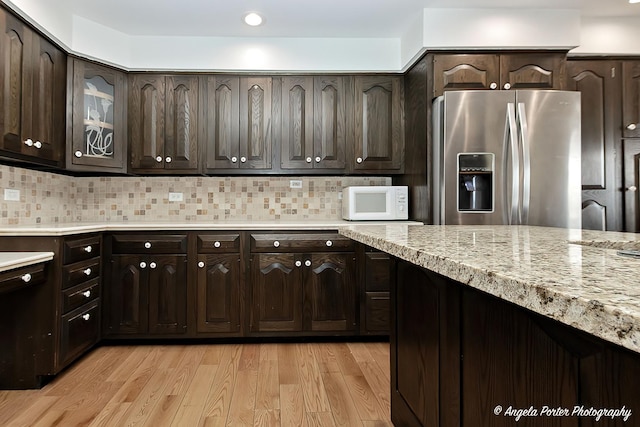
top-left (139, 262), bottom-right (147, 269)
top-left (326, 240), bottom-right (333, 247)
top-left (84, 245), bottom-right (93, 253)
top-left (295, 260), bottom-right (302, 267)
top-left (214, 241), bottom-right (221, 248)
top-left (198, 261), bottom-right (205, 268)
top-left (273, 241), bottom-right (280, 248)
top-left (150, 262), bottom-right (157, 269)
top-left (82, 313), bottom-right (91, 321)
top-left (144, 242), bottom-right (152, 249)
top-left (83, 268), bottom-right (92, 276)
top-left (83, 290), bottom-right (91, 298)
top-left (21, 273), bottom-right (32, 283)
top-left (304, 260), bottom-right (312, 267)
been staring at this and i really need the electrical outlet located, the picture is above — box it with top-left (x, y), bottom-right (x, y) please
top-left (289, 180), bottom-right (303, 189)
top-left (168, 192), bottom-right (183, 202)
top-left (4, 189), bottom-right (20, 201)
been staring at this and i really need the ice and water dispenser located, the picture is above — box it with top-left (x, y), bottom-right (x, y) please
top-left (457, 153), bottom-right (494, 212)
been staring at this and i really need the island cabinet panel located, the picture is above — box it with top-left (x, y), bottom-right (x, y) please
top-left (361, 249), bottom-right (393, 335)
top-left (353, 75), bottom-right (404, 172)
top-left (566, 60), bottom-right (623, 232)
top-left (622, 61), bottom-right (640, 138)
top-left (0, 9), bottom-right (65, 167)
top-left (392, 258), bottom-right (640, 427)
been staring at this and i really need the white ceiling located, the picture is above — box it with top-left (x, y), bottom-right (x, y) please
top-left (65, 0), bottom-right (639, 38)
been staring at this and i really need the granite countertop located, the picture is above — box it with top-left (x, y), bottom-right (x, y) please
top-left (0, 252), bottom-right (55, 273)
top-left (339, 224), bottom-right (640, 354)
top-left (0, 219), bottom-right (422, 236)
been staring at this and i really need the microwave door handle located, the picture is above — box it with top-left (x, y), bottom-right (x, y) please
top-left (505, 102), bottom-right (520, 225)
top-left (517, 102), bottom-right (531, 225)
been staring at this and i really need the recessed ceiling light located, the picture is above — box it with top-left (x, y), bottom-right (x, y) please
top-left (244, 12), bottom-right (263, 26)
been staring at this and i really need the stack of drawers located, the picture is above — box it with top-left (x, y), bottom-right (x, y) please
top-left (58, 235), bottom-right (101, 368)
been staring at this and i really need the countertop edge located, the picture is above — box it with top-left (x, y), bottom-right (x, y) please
top-left (0, 252), bottom-right (55, 273)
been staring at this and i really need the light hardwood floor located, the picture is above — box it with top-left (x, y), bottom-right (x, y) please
top-left (0, 341), bottom-right (392, 427)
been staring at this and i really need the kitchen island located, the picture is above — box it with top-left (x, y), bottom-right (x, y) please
top-left (339, 224), bottom-right (640, 427)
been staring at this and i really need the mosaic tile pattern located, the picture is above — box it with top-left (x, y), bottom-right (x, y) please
top-left (0, 164), bottom-right (391, 225)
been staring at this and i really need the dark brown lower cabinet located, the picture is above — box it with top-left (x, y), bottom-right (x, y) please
top-left (392, 259), bottom-right (640, 427)
top-left (196, 253), bottom-right (241, 334)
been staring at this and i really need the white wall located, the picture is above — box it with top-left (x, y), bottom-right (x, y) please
top-left (571, 16), bottom-right (640, 56)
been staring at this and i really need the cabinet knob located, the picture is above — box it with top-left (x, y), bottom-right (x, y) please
top-left (165, 156), bottom-right (172, 163)
top-left (240, 156), bottom-right (247, 163)
top-left (150, 262), bottom-right (157, 269)
top-left (21, 273), bottom-right (32, 283)
top-left (83, 290), bottom-right (91, 298)
top-left (503, 83), bottom-right (511, 90)
top-left (490, 82), bottom-right (498, 90)
top-left (83, 268), bottom-right (92, 276)
top-left (304, 260), bottom-right (312, 267)
top-left (273, 241), bottom-right (280, 248)
top-left (139, 262), bottom-right (147, 269)
top-left (84, 245), bottom-right (93, 253)
top-left (315, 156), bottom-right (321, 163)
top-left (75, 151), bottom-right (83, 158)
top-left (82, 313), bottom-right (91, 321)
top-left (295, 260), bottom-right (302, 267)
top-left (627, 186), bottom-right (638, 192)
top-left (214, 241), bottom-right (221, 248)
top-left (326, 240), bottom-right (333, 247)
top-left (356, 157), bottom-right (363, 164)
top-left (231, 156), bottom-right (238, 163)
top-left (306, 157), bottom-right (312, 163)
top-left (156, 156), bottom-right (163, 163)
top-left (628, 123), bottom-right (638, 131)
top-left (34, 141), bottom-right (42, 149)
top-left (144, 242), bottom-right (152, 249)
top-left (24, 138), bottom-right (33, 147)
top-left (198, 261), bottom-right (205, 268)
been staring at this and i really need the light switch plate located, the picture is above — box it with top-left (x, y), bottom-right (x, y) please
top-left (4, 189), bottom-right (20, 201)
top-left (168, 192), bottom-right (183, 202)
top-left (289, 180), bottom-right (303, 189)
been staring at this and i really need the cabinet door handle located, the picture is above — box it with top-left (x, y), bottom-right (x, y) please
top-left (34, 141), bottom-right (42, 149)
top-left (149, 262), bottom-right (157, 269)
top-left (295, 260), bottom-right (302, 267)
top-left (628, 123), bottom-right (637, 131)
top-left (83, 268), bottom-right (92, 276)
top-left (306, 157), bottom-right (312, 163)
top-left (231, 156), bottom-right (238, 163)
top-left (21, 273), bottom-right (32, 283)
top-left (82, 313), bottom-right (91, 321)
top-left (356, 157), bottom-right (363, 164)
top-left (326, 240), bottom-right (333, 247)
top-left (503, 83), bottom-right (511, 90)
top-left (273, 241), bottom-right (280, 248)
top-left (24, 138), bottom-right (33, 147)
top-left (214, 241), bottom-right (221, 248)
top-left (627, 186), bottom-right (638, 192)
top-left (198, 261), bottom-right (205, 268)
top-left (144, 242), bottom-right (152, 249)
top-left (304, 260), bottom-right (312, 267)
top-left (240, 156), bottom-right (247, 163)
top-left (315, 156), bottom-right (321, 163)
top-left (490, 82), bottom-right (498, 90)
top-left (83, 290), bottom-right (92, 298)
top-left (165, 156), bottom-right (172, 163)
top-left (139, 262), bottom-right (147, 269)
top-left (74, 150), bottom-right (83, 158)
top-left (84, 245), bottom-right (93, 253)
top-left (156, 156), bottom-right (163, 163)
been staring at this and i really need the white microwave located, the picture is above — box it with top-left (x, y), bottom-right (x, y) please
top-left (342, 186), bottom-right (409, 220)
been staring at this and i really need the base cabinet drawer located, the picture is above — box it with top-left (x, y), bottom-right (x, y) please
top-left (58, 301), bottom-right (100, 368)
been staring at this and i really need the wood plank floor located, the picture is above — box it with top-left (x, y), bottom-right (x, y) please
top-left (0, 342), bottom-right (392, 427)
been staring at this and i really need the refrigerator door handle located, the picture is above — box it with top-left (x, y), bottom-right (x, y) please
top-left (517, 102), bottom-right (531, 225)
top-left (506, 102), bottom-right (520, 225)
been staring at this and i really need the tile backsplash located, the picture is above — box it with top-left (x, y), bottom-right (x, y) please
top-left (0, 164), bottom-right (391, 225)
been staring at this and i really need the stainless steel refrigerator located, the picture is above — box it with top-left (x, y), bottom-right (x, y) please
top-left (432, 90), bottom-right (581, 228)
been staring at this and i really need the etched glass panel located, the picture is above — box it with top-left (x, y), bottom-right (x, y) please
top-left (83, 75), bottom-right (114, 158)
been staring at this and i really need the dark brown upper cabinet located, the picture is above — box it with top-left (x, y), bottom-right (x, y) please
top-left (66, 58), bottom-right (127, 173)
top-left (203, 76), bottom-right (272, 172)
top-left (623, 61), bottom-right (640, 138)
top-left (353, 75), bottom-right (404, 172)
top-left (432, 52), bottom-right (566, 98)
top-left (0, 9), bottom-right (66, 168)
top-left (280, 76), bottom-right (348, 171)
top-left (129, 74), bottom-right (199, 174)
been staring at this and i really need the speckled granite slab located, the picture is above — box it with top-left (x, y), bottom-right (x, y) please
top-left (339, 224), bottom-right (640, 354)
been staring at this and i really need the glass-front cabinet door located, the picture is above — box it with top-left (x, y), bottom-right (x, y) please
top-left (67, 58), bottom-right (127, 173)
